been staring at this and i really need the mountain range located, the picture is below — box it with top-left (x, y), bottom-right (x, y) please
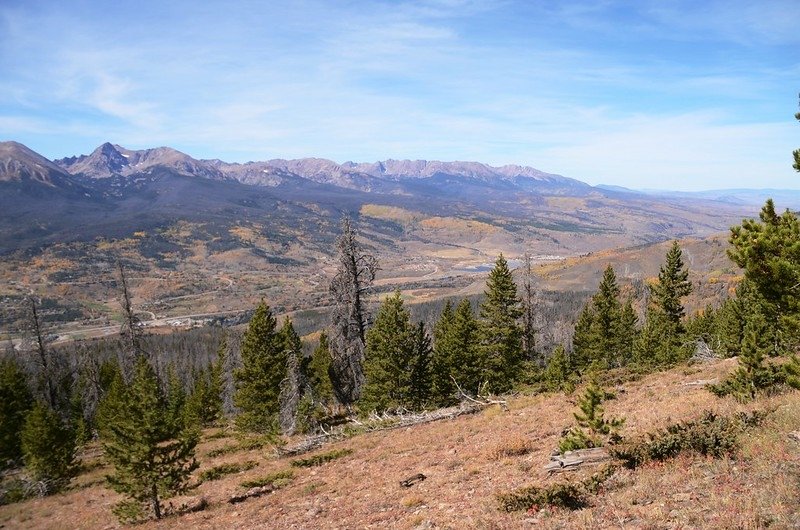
top-left (0, 140), bottom-right (778, 260)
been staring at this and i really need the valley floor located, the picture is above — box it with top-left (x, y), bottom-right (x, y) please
top-left (2, 357), bottom-right (799, 529)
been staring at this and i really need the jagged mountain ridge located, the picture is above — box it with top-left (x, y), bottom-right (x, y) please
top-left (50, 141), bottom-right (589, 194)
top-left (0, 140), bottom-right (756, 258)
top-left (55, 142), bottom-right (228, 181)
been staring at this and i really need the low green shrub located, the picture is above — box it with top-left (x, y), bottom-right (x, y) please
top-left (198, 460), bottom-right (257, 483)
top-left (240, 469), bottom-right (294, 489)
top-left (611, 410), bottom-right (766, 468)
top-left (291, 448), bottom-right (353, 468)
top-left (497, 465), bottom-right (616, 512)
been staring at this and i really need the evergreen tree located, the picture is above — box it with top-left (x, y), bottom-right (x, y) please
top-left (103, 356), bottom-right (198, 521)
top-left (95, 362), bottom-right (126, 439)
top-left (0, 358), bottom-right (33, 468)
top-left (20, 401), bottom-right (77, 493)
top-left (592, 265), bottom-right (624, 367)
top-left (233, 301), bottom-right (285, 433)
top-left (634, 308), bottom-right (679, 366)
top-left (714, 295), bottom-right (747, 357)
top-left (571, 265), bottom-right (625, 369)
top-left (479, 254), bottom-right (523, 392)
top-left (309, 332), bottom-right (335, 404)
top-left (785, 354), bottom-right (800, 389)
top-left (728, 199), bottom-right (800, 353)
top-left (184, 351), bottom-right (224, 429)
top-left (361, 291), bottom-right (415, 412)
top-left (280, 318), bottom-right (304, 360)
top-left (542, 345), bottom-right (574, 392)
top-left (431, 300), bottom-right (457, 405)
top-left (570, 302), bottom-right (595, 371)
top-left (559, 380), bottom-right (624, 452)
top-left (164, 366), bottom-right (187, 431)
top-left (635, 244), bottom-right (692, 367)
top-left (709, 296), bottom-right (781, 401)
top-left (448, 299), bottom-right (483, 398)
top-left (408, 321), bottom-right (433, 410)
top-left (651, 241), bottom-right (692, 330)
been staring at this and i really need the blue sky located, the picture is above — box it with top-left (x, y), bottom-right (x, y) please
top-left (0, 0), bottom-right (798, 191)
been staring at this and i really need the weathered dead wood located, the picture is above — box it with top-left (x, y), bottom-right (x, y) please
top-left (450, 376), bottom-right (509, 410)
top-left (278, 402), bottom-right (485, 457)
top-left (788, 430), bottom-right (800, 443)
top-left (400, 473), bottom-right (426, 488)
top-left (544, 447), bottom-right (610, 475)
top-left (682, 379), bottom-right (719, 387)
top-left (228, 485), bottom-right (275, 504)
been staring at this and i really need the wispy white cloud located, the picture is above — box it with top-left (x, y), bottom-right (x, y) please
top-left (0, 0), bottom-right (796, 189)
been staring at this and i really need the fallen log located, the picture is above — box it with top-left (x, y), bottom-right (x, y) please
top-left (400, 473), bottom-right (426, 488)
top-left (682, 379), bottom-right (718, 387)
top-left (544, 447), bottom-right (610, 475)
top-left (228, 485), bottom-right (275, 504)
top-left (279, 402), bottom-right (486, 457)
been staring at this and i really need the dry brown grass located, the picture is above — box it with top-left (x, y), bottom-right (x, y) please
top-left (3, 358), bottom-right (800, 529)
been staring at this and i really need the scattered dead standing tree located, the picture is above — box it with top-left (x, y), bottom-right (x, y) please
top-left (328, 216), bottom-right (377, 407)
top-left (27, 297), bottom-right (58, 409)
top-left (279, 349), bottom-right (308, 435)
top-left (116, 260), bottom-right (145, 379)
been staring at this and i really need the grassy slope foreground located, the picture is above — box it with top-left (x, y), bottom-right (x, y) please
top-left (2, 358), bottom-right (799, 529)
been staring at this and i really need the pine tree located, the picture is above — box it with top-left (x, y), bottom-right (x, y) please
top-left (570, 302), bottom-right (595, 371)
top-left (714, 295), bottom-right (747, 357)
top-left (184, 351), bottom-right (224, 429)
top-left (328, 216), bottom-right (377, 406)
top-left (542, 345), bottom-right (574, 392)
top-left (592, 265), bottom-right (624, 368)
top-left (728, 199), bottom-right (800, 353)
top-left (571, 266), bottom-right (625, 370)
top-left (408, 321), bottom-right (433, 410)
top-left (95, 362), bottom-right (126, 439)
top-left (651, 241), bottom-right (692, 330)
top-left (0, 358), bottom-right (33, 468)
top-left (785, 354), bottom-right (800, 389)
top-left (709, 296), bottom-right (780, 401)
top-left (479, 254), bottom-right (523, 392)
top-left (429, 299), bottom-right (488, 405)
top-left (164, 366), bottom-right (187, 431)
top-left (309, 332), bottom-right (335, 404)
top-left (233, 301), bottom-right (285, 433)
top-left (20, 401), bottom-right (77, 493)
top-left (431, 300), bottom-right (457, 405)
top-left (635, 244), bottom-right (692, 367)
top-left (559, 380), bottom-right (624, 452)
top-left (361, 291), bottom-right (415, 412)
top-left (103, 356), bottom-right (199, 521)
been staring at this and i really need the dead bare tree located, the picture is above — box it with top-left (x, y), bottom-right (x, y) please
top-left (27, 297), bottom-right (57, 409)
top-left (116, 260), bottom-right (145, 378)
top-left (328, 216), bottom-right (377, 406)
top-left (521, 252), bottom-right (540, 364)
top-left (279, 349), bottom-right (306, 435)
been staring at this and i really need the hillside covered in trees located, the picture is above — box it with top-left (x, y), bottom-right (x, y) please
top-left (3, 185), bottom-right (800, 527)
